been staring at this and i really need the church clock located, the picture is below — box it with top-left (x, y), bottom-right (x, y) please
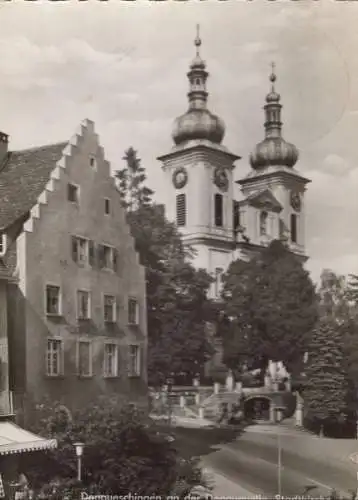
top-left (172, 168), bottom-right (188, 189)
top-left (214, 167), bottom-right (229, 192)
top-left (290, 190), bottom-right (301, 212)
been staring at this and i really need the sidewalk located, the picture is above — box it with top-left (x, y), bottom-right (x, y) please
top-left (201, 466), bottom-right (257, 497)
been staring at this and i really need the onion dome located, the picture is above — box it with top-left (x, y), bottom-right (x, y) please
top-left (172, 25), bottom-right (225, 146)
top-left (250, 63), bottom-right (299, 169)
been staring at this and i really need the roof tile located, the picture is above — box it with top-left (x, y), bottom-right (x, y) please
top-left (0, 142), bottom-right (67, 229)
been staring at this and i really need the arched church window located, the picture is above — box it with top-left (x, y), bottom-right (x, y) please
top-left (290, 213), bottom-right (297, 243)
top-left (176, 194), bottom-right (186, 227)
top-left (195, 78), bottom-right (201, 85)
top-left (214, 194), bottom-right (223, 227)
top-left (260, 211), bottom-right (268, 236)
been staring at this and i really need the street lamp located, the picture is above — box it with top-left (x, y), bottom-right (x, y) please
top-left (73, 442), bottom-right (85, 482)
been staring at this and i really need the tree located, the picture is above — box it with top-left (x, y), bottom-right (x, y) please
top-left (24, 397), bottom-right (205, 497)
top-left (115, 147), bottom-right (154, 211)
top-left (127, 204), bottom-right (215, 386)
top-left (303, 317), bottom-right (350, 436)
top-left (220, 240), bottom-right (317, 377)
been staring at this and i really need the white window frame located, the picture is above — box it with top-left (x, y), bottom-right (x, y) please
top-left (128, 344), bottom-right (141, 377)
top-left (67, 183), bottom-right (80, 204)
top-left (128, 298), bottom-right (139, 326)
top-left (76, 339), bottom-right (93, 378)
top-left (104, 198), bottom-right (111, 216)
top-left (103, 342), bottom-right (119, 378)
top-left (0, 233), bottom-right (7, 257)
top-left (45, 284), bottom-right (62, 316)
top-left (46, 338), bottom-right (64, 377)
top-left (76, 290), bottom-right (91, 320)
top-left (104, 294), bottom-right (116, 323)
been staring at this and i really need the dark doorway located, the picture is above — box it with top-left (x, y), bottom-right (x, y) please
top-left (244, 397), bottom-right (270, 421)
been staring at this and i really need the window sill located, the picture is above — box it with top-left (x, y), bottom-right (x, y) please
top-left (128, 373), bottom-right (141, 378)
top-left (104, 320), bottom-right (116, 325)
top-left (46, 313), bottom-right (63, 319)
top-left (128, 322), bottom-right (139, 327)
top-left (45, 374), bottom-right (65, 379)
top-left (77, 374), bottom-right (93, 379)
top-left (103, 375), bottom-right (120, 379)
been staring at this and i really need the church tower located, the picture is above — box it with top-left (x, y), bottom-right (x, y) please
top-left (235, 64), bottom-right (311, 262)
top-left (157, 27), bottom-right (240, 297)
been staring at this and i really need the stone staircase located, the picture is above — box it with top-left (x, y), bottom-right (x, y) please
top-left (200, 390), bottom-right (241, 421)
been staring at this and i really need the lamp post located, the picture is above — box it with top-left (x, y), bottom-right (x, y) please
top-left (74, 442), bottom-right (85, 482)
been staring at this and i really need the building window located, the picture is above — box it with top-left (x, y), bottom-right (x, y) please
top-left (104, 343), bottom-right (118, 377)
top-left (104, 294), bottom-right (116, 323)
top-left (89, 156), bottom-right (97, 169)
top-left (77, 290), bottom-right (90, 320)
top-left (176, 194), bottom-right (186, 227)
top-left (260, 211), bottom-right (268, 236)
top-left (128, 298), bottom-right (139, 325)
top-left (77, 340), bottom-right (92, 377)
top-left (46, 339), bottom-right (63, 377)
top-left (214, 267), bottom-right (224, 298)
top-left (214, 194), bottom-right (223, 227)
top-left (67, 183), bottom-right (79, 203)
top-left (0, 233), bottom-right (7, 256)
top-left (46, 285), bottom-right (61, 315)
top-left (291, 213), bottom-right (298, 243)
top-left (128, 345), bottom-right (140, 377)
top-left (98, 244), bottom-right (118, 271)
top-left (104, 198), bottom-right (111, 215)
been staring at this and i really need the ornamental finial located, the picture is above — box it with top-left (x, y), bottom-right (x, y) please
top-left (194, 24), bottom-right (201, 57)
top-left (270, 62), bottom-right (276, 92)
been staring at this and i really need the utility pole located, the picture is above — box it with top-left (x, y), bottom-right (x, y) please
top-left (277, 432), bottom-right (282, 496)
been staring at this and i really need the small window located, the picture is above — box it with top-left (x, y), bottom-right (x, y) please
top-left (260, 211), bottom-right (268, 236)
top-left (46, 339), bottom-right (63, 377)
top-left (0, 233), bottom-right (7, 256)
top-left (103, 245), bottom-right (112, 269)
top-left (104, 198), bottom-right (111, 215)
top-left (77, 290), bottom-right (90, 320)
top-left (89, 156), bottom-right (97, 169)
top-left (46, 285), bottom-right (61, 316)
top-left (176, 194), bottom-right (186, 227)
top-left (98, 245), bottom-right (118, 271)
top-left (233, 201), bottom-right (240, 231)
top-left (67, 183), bottom-right (79, 203)
top-left (195, 78), bottom-right (201, 85)
top-left (104, 294), bottom-right (116, 323)
top-left (104, 343), bottom-right (118, 377)
top-left (214, 194), bottom-right (223, 227)
top-left (291, 213), bottom-right (298, 243)
top-left (128, 298), bottom-right (139, 325)
top-left (128, 345), bottom-right (140, 377)
top-left (77, 340), bottom-right (92, 377)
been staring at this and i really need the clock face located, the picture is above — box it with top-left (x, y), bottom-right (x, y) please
top-left (214, 167), bottom-right (229, 192)
top-left (290, 191), bottom-right (301, 212)
top-left (172, 168), bottom-right (188, 189)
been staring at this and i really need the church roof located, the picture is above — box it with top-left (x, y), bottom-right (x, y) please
top-left (237, 164), bottom-right (311, 185)
top-left (0, 142), bottom-right (67, 229)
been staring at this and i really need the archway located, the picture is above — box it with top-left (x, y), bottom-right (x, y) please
top-left (244, 396), bottom-right (271, 421)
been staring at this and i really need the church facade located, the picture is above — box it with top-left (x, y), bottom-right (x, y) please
top-left (158, 28), bottom-right (311, 298)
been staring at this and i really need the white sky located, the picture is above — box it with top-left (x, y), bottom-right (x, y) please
top-left (0, 0), bottom-right (357, 283)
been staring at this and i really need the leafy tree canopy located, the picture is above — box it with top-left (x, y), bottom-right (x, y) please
top-left (24, 398), bottom-right (204, 498)
top-left (220, 240), bottom-right (317, 376)
top-left (115, 150), bottom-right (215, 387)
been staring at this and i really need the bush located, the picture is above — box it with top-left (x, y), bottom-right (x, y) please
top-left (23, 396), bottom-right (205, 497)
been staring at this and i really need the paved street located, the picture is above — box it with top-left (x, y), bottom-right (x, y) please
top-left (201, 425), bottom-right (358, 498)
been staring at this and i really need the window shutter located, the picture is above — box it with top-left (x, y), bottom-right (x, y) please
top-left (113, 249), bottom-right (118, 272)
top-left (89, 240), bottom-right (95, 267)
top-left (97, 244), bottom-right (104, 268)
top-left (71, 236), bottom-right (78, 262)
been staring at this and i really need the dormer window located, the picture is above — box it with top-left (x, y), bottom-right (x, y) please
top-left (0, 233), bottom-right (7, 256)
top-left (260, 211), bottom-right (268, 236)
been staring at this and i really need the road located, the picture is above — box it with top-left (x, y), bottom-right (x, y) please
top-left (201, 425), bottom-right (358, 498)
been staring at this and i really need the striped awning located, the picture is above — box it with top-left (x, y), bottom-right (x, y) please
top-left (0, 421), bottom-right (57, 455)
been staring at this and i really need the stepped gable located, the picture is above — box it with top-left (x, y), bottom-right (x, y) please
top-left (0, 142), bottom-right (67, 229)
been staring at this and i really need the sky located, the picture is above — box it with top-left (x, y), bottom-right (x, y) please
top-left (0, 0), bottom-right (357, 284)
